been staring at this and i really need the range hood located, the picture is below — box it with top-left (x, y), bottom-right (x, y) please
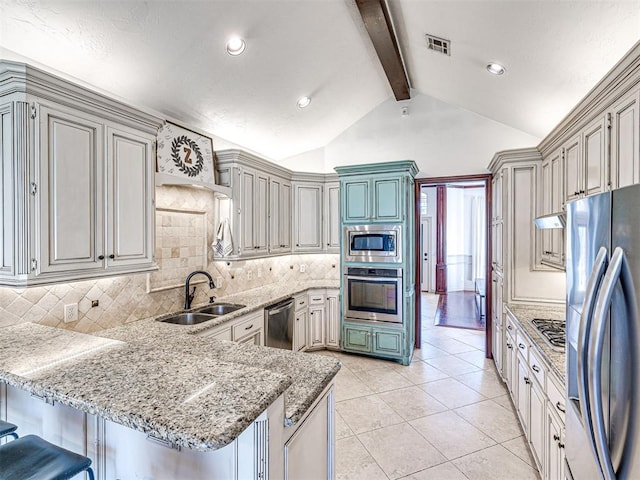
top-left (534, 212), bottom-right (566, 229)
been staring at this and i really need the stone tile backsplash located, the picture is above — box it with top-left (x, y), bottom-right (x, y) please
top-left (0, 185), bottom-right (340, 333)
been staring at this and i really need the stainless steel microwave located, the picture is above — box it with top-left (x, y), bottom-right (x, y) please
top-left (344, 225), bottom-right (401, 263)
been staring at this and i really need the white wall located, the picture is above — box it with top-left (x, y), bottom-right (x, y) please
top-left (284, 91), bottom-right (540, 175)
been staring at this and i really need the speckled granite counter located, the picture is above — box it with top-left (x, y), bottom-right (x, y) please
top-left (505, 303), bottom-right (566, 383)
top-left (0, 279), bottom-right (342, 452)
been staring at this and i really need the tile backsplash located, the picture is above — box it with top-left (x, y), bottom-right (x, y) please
top-left (0, 185), bottom-right (339, 333)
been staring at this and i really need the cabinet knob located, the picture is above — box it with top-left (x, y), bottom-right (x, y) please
top-left (296, 244), bottom-right (299, 247)
top-left (524, 377), bottom-right (530, 384)
top-left (518, 343), bottom-right (526, 349)
top-left (109, 254), bottom-right (115, 259)
top-left (98, 255), bottom-right (105, 260)
top-left (531, 365), bottom-right (540, 373)
top-left (555, 401), bottom-right (566, 413)
top-left (553, 434), bottom-right (560, 442)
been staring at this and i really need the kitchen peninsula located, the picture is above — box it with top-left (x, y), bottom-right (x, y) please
top-left (0, 283), bottom-right (341, 479)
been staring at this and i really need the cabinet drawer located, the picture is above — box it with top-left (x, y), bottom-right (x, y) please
top-left (528, 349), bottom-right (546, 386)
top-left (547, 375), bottom-right (566, 423)
top-left (515, 331), bottom-right (529, 358)
top-left (295, 296), bottom-right (307, 310)
top-left (233, 315), bottom-right (262, 340)
top-left (505, 315), bottom-right (516, 336)
top-left (308, 293), bottom-right (325, 305)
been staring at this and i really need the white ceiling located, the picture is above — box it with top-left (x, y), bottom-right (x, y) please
top-left (1, 0), bottom-right (639, 163)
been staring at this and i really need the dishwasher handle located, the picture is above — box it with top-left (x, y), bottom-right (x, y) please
top-left (266, 298), bottom-right (294, 316)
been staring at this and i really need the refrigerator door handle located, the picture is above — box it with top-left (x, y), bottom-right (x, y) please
top-left (589, 247), bottom-right (630, 480)
top-left (577, 247), bottom-right (608, 465)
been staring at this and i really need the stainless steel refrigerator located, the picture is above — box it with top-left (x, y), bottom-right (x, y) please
top-left (566, 184), bottom-right (640, 480)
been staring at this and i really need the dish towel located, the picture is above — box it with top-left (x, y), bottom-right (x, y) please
top-left (212, 219), bottom-right (233, 257)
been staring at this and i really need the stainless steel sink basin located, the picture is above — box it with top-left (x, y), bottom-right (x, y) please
top-left (196, 303), bottom-right (246, 316)
top-left (158, 312), bottom-right (216, 325)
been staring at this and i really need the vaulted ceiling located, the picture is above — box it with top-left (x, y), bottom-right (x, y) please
top-left (1, 1), bottom-right (639, 163)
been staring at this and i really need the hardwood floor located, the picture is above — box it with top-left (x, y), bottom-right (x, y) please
top-left (434, 291), bottom-right (484, 331)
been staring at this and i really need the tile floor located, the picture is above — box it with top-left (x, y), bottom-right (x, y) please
top-left (315, 293), bottom-right (540, 480)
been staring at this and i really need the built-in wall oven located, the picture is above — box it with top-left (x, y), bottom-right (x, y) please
top-left (343, 267), bottom-right (403, 324)
top-left (344, 225), bottom-right (401, 263)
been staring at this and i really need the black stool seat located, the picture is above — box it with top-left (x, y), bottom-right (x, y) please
top-left (0, 434), bottom-right (94, 480)
top-left (0, 420), bottom-right (17, 440)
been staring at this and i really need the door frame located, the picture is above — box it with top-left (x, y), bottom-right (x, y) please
top-left (414, 173), bottom-right (493, 358)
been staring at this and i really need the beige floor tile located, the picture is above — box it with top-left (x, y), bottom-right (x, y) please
top-left (334, 367), bottom-right (375, 402)
top-left (454, 399), bottom-right (524, 443)
top-left (335, 410), bottom-right (355, 440)
top-left (455, 335), bottom-right (487, 350)
top-left (455, 369), bottom-right (509, 398)
top-left (353, 367), bottom-right (413, 393)
top-left (418, 378), bottom-right (487, 408)
top-left (333, 351), bottom-right (395, 373)
top-left (413, 343), bottom-right (450, 360)
top-left (401, 462), bottom-right (469, 480)
top-left (425, 355), bottom-right (481, 377)
top-left (455, 350), bottom-right (494, 370)
top-left (410, 411), bottom-right (496, 460)
top-left (378, 386), bottom-right (447, 420)
top-left (358, 423), bottom-right (447, 479)
top-left (335, 436), bottom-right (388, 480)
top-left (502, 435), bottom-right (537, 467)
top-left (337, 394), bottom-right (404, 434)
top-left (452, 444), bottom-right (540, 480)
top-left (390, 360), bottom-right (449, 384)
top-left (492, 393), bottom-right (515, 411)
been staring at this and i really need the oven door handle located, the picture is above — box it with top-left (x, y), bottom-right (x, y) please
top-left (344, 275), bottom-right (401, 282)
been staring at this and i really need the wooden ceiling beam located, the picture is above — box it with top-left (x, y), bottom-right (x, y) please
top-left (355, 0), bottom-right (410, 101)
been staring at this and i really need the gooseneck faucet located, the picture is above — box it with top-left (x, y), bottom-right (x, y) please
top-left (184, 270), bottom-right (215, 310)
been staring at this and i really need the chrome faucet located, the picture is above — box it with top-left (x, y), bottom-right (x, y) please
top-left (184, 271), bottom-right (215, 310)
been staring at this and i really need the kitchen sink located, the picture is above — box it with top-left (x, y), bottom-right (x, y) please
top-left (158, 312), bottom-right (217, 325)
top-left (195, 303), bottom-right (246, 316)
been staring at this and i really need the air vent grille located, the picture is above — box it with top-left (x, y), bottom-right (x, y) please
top-left (425, 34), bottom-right (450, 56)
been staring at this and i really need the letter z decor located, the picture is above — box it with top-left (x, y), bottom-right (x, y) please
top-left (156, 121), bottom-right (215, 188)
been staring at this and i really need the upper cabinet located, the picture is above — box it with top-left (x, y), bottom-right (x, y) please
top-left (341, 173), bottom-right (405, 224)
top-left (215, 150), bottom-right (340, 260)
top-left (610, 86), bottom-right (640, 190)
top-left (540, 148), bottom-right (564, 268)
top-left (0, 61), bottom-right (162, 286)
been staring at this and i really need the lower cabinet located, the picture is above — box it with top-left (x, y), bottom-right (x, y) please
top-left (294, 308), bottom-right (308, 352)
top-left (325, 291), bottom-right (340, 349)
top-left (198, 310), bottom-right (264, 346)
top-left (499, 309), bottom-right (566, 480)
top-left (342, 323), bottom-right (404, 358)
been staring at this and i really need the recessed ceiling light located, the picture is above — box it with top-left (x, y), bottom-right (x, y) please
top-left (297, 96), bottom-right (311, 108)
top-left (486, 63), bottom-right (506, 75)
top-left (226, 36), bottom-right (246, 56)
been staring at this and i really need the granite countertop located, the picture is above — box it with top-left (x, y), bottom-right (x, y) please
top-left (505, 303), bottom-right (566, 383)
top-left (0, 282), bottom-right (342, 452)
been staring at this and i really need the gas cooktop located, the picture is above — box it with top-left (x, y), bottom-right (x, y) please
top-left (531, 318), bottom-right (565, 351)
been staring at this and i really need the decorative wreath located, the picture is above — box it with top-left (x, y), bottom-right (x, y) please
top-left (170, 135), bottom-right (204, 177)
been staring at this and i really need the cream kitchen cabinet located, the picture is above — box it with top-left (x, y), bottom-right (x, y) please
top-left (269, 176), bottom-right (292, 254)
top-left (540, 148), bottom-right (564, 268)
top-left (0, 62), bottom-right (162, 286)
top-left (610, 86), bottom-right (640, 189)
top-left (293, 182), bottom-right (323, 252)
top-left (198, 309), bottom-right (264, 346)
top-left (308, 291), bottom-right (326, 350)
top-left (325, 289), bottom-right (340, 350)
top-left (294, 292), bottom-right (309, 352)
top-left (324, 182), bottom-right (340, 252)
top-left (239, 167), bottom-right (269, 256)
top-left (563, 133), bottom-right (582, 203)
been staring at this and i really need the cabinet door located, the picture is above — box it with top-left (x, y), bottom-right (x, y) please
top-left (564, 135), bottom-right (582, 202)
top-left (325, 292), bottom-right (340, 349)
top-left (269, 177), bottom-right (292, 253)
top-left (372, 328), bottom-right (403, 357)
top-left (550, 150), bottom-right (564, 264)
top-left (516, 354), bottom-right (530, 436)
top-left (324, 182), bottom-right (340, 251)
top-left (583, 116), bottom-right (607, 196)
top-left (611, 87), bottom-right (640, 189)
top-left (240, 169), bottom-right (256, 254)
top-left (308, 305), bottom-right (325, 349)
top-left (106, 126), bottom-right (155, 269)
top-left (529, 378), bottom-right (545, 471)
top-left (504, 332), bottom-right (515, 395)
top-left (0, 103), bottom-right (14, 278)
top-left (37, 103), bottom-right (104, 275)
top-left (343, 180), bottom-right (369, 222)
top-left (342, 324), bottom-right (371, 353)
top-left (547, 408), bottom-right (565, 480)
top-left (540, 158), bottom-right (553, 262)
top-left (255, 172), bottom-right (269, 253)
top-left (294, 309), bottom-right (308, 352)
top-left (372, 177), bottom-right (401, 222)
top-left (294, 183), bottom-right (323, 251)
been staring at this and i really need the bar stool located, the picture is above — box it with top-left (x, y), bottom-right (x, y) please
top-left (0, 420), bottom-right (18, 441)
top-left (0, 434), bottom-right (95, 480)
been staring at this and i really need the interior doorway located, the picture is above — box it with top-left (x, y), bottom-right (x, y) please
top-left (414, 174), bottom-right (492, 358)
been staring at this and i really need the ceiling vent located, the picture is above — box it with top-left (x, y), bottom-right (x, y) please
top-left (425, 34), bottom-right (450, 56)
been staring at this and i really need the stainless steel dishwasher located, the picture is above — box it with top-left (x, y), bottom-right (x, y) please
top-left (264, 298), bottom-right (295, 350)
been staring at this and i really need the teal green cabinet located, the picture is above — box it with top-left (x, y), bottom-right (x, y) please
top-left (342, 175), bottom-right (403, 223)
top-left (372, 329), bottom-right (403, 356)
top-left (342, 324), bottom-right (371, 352)
top-left (342, 322), bottom-right (405, 361)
